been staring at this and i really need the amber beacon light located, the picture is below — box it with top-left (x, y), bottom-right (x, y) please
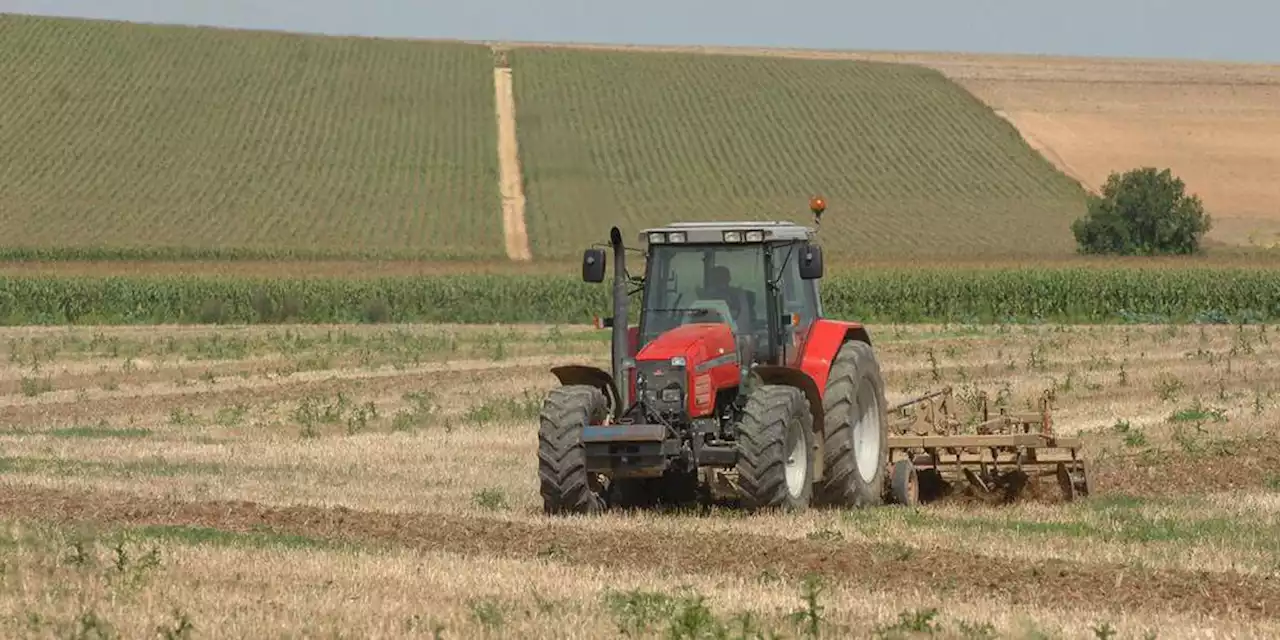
top-left (809, 196), bottom-right (826, 226)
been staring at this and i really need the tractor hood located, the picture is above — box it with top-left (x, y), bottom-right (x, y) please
top-left (636, 323), bottom-right (737, 365)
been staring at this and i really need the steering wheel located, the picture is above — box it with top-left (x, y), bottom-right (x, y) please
top-left (689, 299), bottom-right (738, 335)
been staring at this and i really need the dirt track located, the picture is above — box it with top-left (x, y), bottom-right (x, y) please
top-left (493, 65), bottom-right (531, 261)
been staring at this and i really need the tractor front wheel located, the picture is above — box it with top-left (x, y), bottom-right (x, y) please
top-left (538, 384), bottom-right (608, 515)
top-left (817, 340), bottom-right (890, 508)
top-left (734, 384), bottom-right (814, 512)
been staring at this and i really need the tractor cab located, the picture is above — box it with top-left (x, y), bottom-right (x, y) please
top-left (631, 221), bottom-right (825, 370)
top-left (581, 217), bottom-right (827, 397)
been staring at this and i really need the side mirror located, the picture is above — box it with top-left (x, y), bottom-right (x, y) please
top-left (799, 244), bottom-right (824, 280)
top-left (582, 248), bottom-right (607, 283)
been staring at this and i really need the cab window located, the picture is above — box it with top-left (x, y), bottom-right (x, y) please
top-left (771, 243), bottom-right (819, 327)
top-left (640, 244), bottom-right (767, 342)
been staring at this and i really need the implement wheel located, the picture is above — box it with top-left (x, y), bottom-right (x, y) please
top-left (890, 459), bottom-right (919, 506)
top-left (817, 340), bottom-right (889, 508)
top-left (1056, 463), bottom-right (1076, 502)
top-left (735, 384), bottom-right (814, 512)
top-left (1058, 459), bottom-right (1092, 501)
top-left (538, 385), bottom-right (607, 515)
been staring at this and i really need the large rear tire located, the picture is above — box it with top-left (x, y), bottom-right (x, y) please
top-left (538, 385), bottom-right (607, 515)
top-left (817, 340), bottom-right (890, 508)
top-left (735, 384), bottom-right (814, 512)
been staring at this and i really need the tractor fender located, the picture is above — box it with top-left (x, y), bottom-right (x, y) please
top-left (751, 364), bottom-right (827, 481)
top-left (550, 365), bottom-right (622, 415)
top-left (796, 320), bottom-right (873, 392)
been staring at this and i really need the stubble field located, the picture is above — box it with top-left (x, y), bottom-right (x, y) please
top-left (928, 53), bottom-right (1280, 249)
top-left (1, 322), bottom-right (1278, 638)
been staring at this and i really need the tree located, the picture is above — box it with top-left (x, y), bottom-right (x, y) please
top-left (1071, 167), bottom-right (1212, 255)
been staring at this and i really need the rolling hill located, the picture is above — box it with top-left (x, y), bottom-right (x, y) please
top-left (510, 47), bottom-right (1090, 260)
top-left (0, 13), bottom-right (1092, 263)
top-left (522, 43), bottom-right (1280, 252)
top-left (0, 13), bottom-right (502, 260)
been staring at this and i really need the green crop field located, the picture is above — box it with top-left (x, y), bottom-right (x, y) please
top-left (0, 14), bottom-right (1091, 265)
top-left (0, 14), bottom-right (501, 260)
top-left (6, 13), bottom-right (1274, 329)
top-left (4, 267), bottom-right (1279, 326)
top-left (511, 47), bottom-right (1090, 261)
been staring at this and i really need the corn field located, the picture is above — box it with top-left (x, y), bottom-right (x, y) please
top-left (2, 268), bottom-right (1278, 326)
top-left (822, 268), bottom-right (1280, 323)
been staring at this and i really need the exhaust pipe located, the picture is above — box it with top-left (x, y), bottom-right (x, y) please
top-left (609, 226), bottom-right (630, 409)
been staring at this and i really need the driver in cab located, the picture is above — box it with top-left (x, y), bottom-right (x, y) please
top-left (699, 265), bottom-right (751, 331)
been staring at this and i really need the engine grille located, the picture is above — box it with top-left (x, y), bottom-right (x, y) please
top-left (635, 360), bottom-right (686, 411)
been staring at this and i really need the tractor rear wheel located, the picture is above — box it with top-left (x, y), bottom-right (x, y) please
top-left (538, 384), bottom-right (608, 515)
top-left (817, 340), bottom-right (890, 508)
top-left (734, 384), bottom-right (814, 512)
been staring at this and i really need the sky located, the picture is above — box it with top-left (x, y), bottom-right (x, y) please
top-left (4, 0), bottom-right (1280, 64)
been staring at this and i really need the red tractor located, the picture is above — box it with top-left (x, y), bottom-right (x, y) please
top-left (538, 199), bottom-right (892, 513)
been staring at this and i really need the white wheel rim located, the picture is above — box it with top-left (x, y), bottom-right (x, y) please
top-left (854, 385), bottom-right (882, 484)
top-left (785, 428), bottom-right (806, 498)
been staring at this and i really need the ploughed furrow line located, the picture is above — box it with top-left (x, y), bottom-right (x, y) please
top-left (0, 350), bottom-right (588, 397)
top-left (2, 483), bottom-right (1275, 621)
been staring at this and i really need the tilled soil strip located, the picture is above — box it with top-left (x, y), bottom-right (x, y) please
top-left (1, 484), bottom-right (1274, 620)
top-left (1090, 439), bottom-right (1280, 497)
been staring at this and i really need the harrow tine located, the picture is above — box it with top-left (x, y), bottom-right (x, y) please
top-left (962, 467), bottom-right (989, 494)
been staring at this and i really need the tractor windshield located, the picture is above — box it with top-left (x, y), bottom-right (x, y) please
top-left (639, 243), bottom-right (769, 346)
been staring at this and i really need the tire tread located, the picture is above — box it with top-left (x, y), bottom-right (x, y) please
top-left (816, 340), bottom-right (889, 508)
top-left (537, 384), bottom-right (606, 515)
top-left (735, 384), bottom-right (813, 511)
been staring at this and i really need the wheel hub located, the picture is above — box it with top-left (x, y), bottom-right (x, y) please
top-left (854, 385), bottom-right (882, 484)
top-left (785, 429), bottom-right (806, 498)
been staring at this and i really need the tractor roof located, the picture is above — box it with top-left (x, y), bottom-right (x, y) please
top-left (638, 221), bottom-right (815, 245)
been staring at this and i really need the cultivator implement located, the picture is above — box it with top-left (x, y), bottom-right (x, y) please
top-left (884, 386), bottom-right (1092, 505)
